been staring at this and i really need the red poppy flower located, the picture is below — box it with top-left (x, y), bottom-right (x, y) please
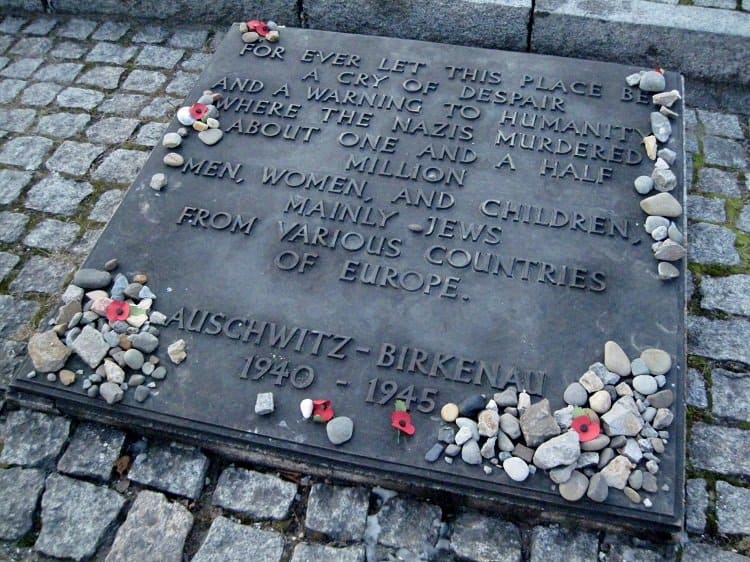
top-left (106, 300), bottom-right (130, 322)
top-left (391, 410), bottom-right (415, 435)
top-left (247, 19), bottom-right (263, 29)
top-left (189, 102), bottom-right (208, 120)
top-left (312, 399), bottom-right (334, 423)
top-left (247, 19), bottom-right (270, 36)
top-left (571, 415), bottom-right (601, 442)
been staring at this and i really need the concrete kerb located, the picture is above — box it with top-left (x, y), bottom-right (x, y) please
top-left (532, 0), bottom-right (750, 87)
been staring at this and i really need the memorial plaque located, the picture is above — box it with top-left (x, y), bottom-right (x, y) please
top-left (12, 27), bottom-right (686, 533)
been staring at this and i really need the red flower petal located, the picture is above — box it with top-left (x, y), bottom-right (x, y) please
top-left (247, 20), bottom-right (263, 30)
top-left (255, 24), bottom-right (270, 37)
top-left (312, 399), bottom-right (334, 422)
top-left (571, 415), bottom-right (601, 442)
top-left (189, 102), bottom-right (208, 120)
top-left (106, 300), bottom-right (130, 322)
top-left (391, 410), bottom-right (415, 435)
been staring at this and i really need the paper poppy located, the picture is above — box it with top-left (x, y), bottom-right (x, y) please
top-left (247, 19), bottom-right (270, 36)
top-left (571, 414), bottom-right (601, 442)
top-left (391, 410), bottom-right (415, 436)
top-left (312, 399), bottom-right (334, 423)
top-left (189, 102), bottom-right (208, 120)
top-left (106, 300), bottom-right (130, 322)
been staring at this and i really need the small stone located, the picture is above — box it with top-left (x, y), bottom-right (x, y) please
top-left (639, 71), bottom-right (665, 92)
top-left (100, 382), bottom-right (124, 404)
top-left (441, 402), bottom-right (459, 422)
top-left (300, 398), bottom-right (313, 419)
top-left (559, 471), bottom-right (588, 501)
top-left (456, 393), bottom-right (484, 417)
top-left (128, 374), bottom-right (145, 387)
top-left (493, 387), bottom-right (517, 407)
top-left (455, 426), bottom-right (475, 446)
top-left (517, 391), bottom-right (531, 412)
top-left (152, 366), bottom-right (167, 380)
top-left (72, 325), bottom-right (109, 368)
top-left (658, 262), bottom-right (680, 280)
top-left (579, 370), bottom-right (604, 393)
top-left (600, 455), bottom-right (634, 489)
top-left (59, 369), bottom-right (76, 386)
top-left (167, 339), bottom-right (186, 364)
top-left (481, 437), bottom-right (496, 459)
top-left (625, 72), bottom-right (642, 86)
top-left (624, 487), bottom-right (641, 504)
top-left (643, 135), bottom-right (657, 160)
top-left (654, 239), bottom-right (687, 261)
top-left (326, 417), bottom-right (354, 445)
top-left (653, 408), bottom-right (674, 429)
top-left (564, 382), bottom-right (588, 406)
top-left (660, 106), bottom-right (678, 118)
top-left (461, 440), bottom-right (482, 465)
top-left (659, 148), bottom-right (677, 165)
top-left (477, 409), bottom-right (500, 437)
top-left (641, 348), bottom-right (671, 375)
top-left (425, 443), bottom-right (445, 463)
top-left (176, 106), bottom-right (194, 126)
top-left (652, 167), bottom-right (677, 192)
top-left (162, 132), bottom-right (181, 148)
top-left (581, 434), bottom-right (610, 452)
top-left (647, 389), bottom-right (674, 408)
top-left (644, 216), bottom-right (669, 234)
top-left (633, 375), bottom-right (658, 395)
top-left (46, 373), bottom-right (58, 382)
top-left (640, 192), bottom-right (682, 217)
top-left (598, 448), bottom-right (615, 468)
top-left (131, 332), bottom-right (158, 353)
top-left (602, 396), bottom-right (644, 436)
top-left (28, 330), bottom-right (70, 373)
top-left (520, 399), bottom-right (561, 447)
top-left (255, 392), bottom-right (274, 415)
top-left (198, 128), bottom-right (223, 146)
top-left (634, 175), bottom-right (654, 195)
top-left (503, 457), bottom-right (529, 482)
top-left (103, 360), bottom-right (125, 384)
top-left (642, 472), bottom-right (658, 493)
top-left (132, 386), bottom-right (149, 402)
top-left (589, 390), bottom-right (612, 414)
top-left (554, 405), bottom-right (574, 429)
top-left (177, 127), bottom-right (188, 137)
top-left (512, 443), bottom-right (534, 463)
top-left (533, 431), bottom-right (580, 470)
top-left (206, 118), bottom-right (219, 129)
top-left (550, 463), bottom-right (576, 484)
top-left (586, 473), bottom-right (608, 502)
top-left (266, 30), bottom-right (280, 42)
top-left (163, 152), bottom-right (183, 167)
top-left (241, 31), bottom-right (260, 43)
top-left (192, 120), bottom-right (208, 132)
top-left (668, 223), bottom-right (683, 244)
top-left (651, 225), bottom-right (668, 241)
top-left (652, 89), bottom-right (681, 107)
top-left (445, 444), bottom-right (461, 457)
top-left (650, 112), bottom-right (672, 142)
top-left (73, 268), bottom-right (111, 289)
top-left (604, 341), bottom-right (630, 376)
top-left (123, 348), bottom-right (145, 370)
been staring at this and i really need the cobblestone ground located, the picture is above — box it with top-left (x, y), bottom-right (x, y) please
top-left (0, 11), bottom-right (748, 562)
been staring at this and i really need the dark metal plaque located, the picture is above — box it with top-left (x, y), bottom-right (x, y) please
top-left (12, 27), bottom-right (686, 532)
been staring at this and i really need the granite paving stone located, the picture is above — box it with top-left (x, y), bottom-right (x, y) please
top-left (105, 490), bottom-right (193, 562)
top-left (682, 543), bottom-right (750, 562)
top-left (34, 62), bottom-right (84, 84)
top-left (21, 81), bottom-right (64, 106)
top-left (9, 255), bottom-right (73, 294)
top-left (687, 195), bottom-right (727, 223)
top-left (57, 422), bottom-right (126, 481)
top-left (0, 16), bottom-right (27, 34)
top-left (701, 274), bottom-right (750, 316)
top-left (35, 473), bottom-right (125, 561)
top-left (688, 223), bottom-right (739, 265)
top-left (697, 111), bottom-right (745, 139)
top-left (687, 368), bottom-right (709, 409)
top-left (23, 219), bottom-right (80, 250)
top-left (91, 21), bottom-right (130, 42)
top-left (36, 111), bottom-right (91, 138)
top-left (717, 480), bottom-right (750, 535)
top-left (165, 70), bottom-right (199, 96)
top-left (76, 65), bottom-right (125, 90)
top-left (134, 121), bottom-right (167, 146)
top-left (605, 543), bottom-right (667, 562)
top-left (22, 18), bottom-right (58, 36)
top-left (378, 495), bottom-right (441, 552)
top-left (0, 211), bottom-right (29, 242)
top-left (0, 58), bottom-right (43, 79)
top-left (135, 45), bottom-right (184, 68)
top-left (169, 28), bottom-right (209, 49)
top-left (98, 93), bottom-right (150, 116)
top-left (182, 52), bottom-right (211, 71)
top-left (529, 524), bottom-right (598, 562)
top-left (712, 368), bottom-right (750, 422)
top-left (291, 543), bottom-right (365, 562)
top-left (703, 136), bottom-right (748, 169)
top-left (122, 69), bottom-right (167, 93)
top-left (0, 467), bottom-right (46, 540)
top-left (56, 86), bottom-right (104, 110)
top-left (133, 25), bottom-right (170, 44)
top-left (192, 516), bottom-right (285, 562)
top-left (0, 409), bottom-right (71, 468)
top-left (738, 204), bottom-right (750, 233)
top-left (0, 136), bottom-right (53, 170)
top-left (140, 95), bottom-right (181, 119)
top-left (0, 251), bottom-right (19, 282)
top-left (0, 55), bottom-right (8, 70)
top-left (92, 148), bottom-right (148, 184)
top-left (10, 37), bottom-right (52, 56)
top-left (690, 422), bottom-right (750, 476)
top-left (3, 108), bottom-right (36, 132)
top-left (693, 0), bottom-right (738, 7)
top-left (0, 295), bottom-right (38, 340)
top-left (86, 116), bottom-right (139, 144)
top-left (25, 175), bottom-right (93, 215)
top-left (686, 478), bottom-right (708, 534)
top-left (213, 466), bottom-right (296, 519)
top-left (89, 189), bottom-right (124, 222)
top-left (0, 78), bottom-right (26, 103)
top-left (451, 511), bottom-right (522, 562)
top-left (51, 41), bottom-right (87, 59)
top-left (305, 483), bottom-right (369, 541)
top-left (46, 140), bottom-right (105, 176)
top-left (0, 169), bottom-right (33, 204)
top-left (129, 441), bottom-right (208, 499)
top-left (688, 316), bottom-right (750, 364)
top-left (71, 228), bottom-right (101, 255)
top-left (0, 341), bottom-right (28, 388)
top-left (56, 18), bottom-right (98, 40)
top-left (86, 42), bottom-right (139, 65)
top-left (0, 34), bottom-right (11, 52)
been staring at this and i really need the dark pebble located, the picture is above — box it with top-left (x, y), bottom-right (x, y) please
top-left (104, 259), bottom-right (118, 271)
top-left (151, 366), bottom-right (167, 380)
top-left (438, 426), bottom-right (455, 444)
top-left (647, 389), bottom-right (674, 408)
top-left (445, 444), bottom-right (461, 457)
top-left (512, 443), bottom-right (534, 463)
top-left (87, 385), bottom-right (99, 398)
top-left (73, 268), bottom-right (112, 289)
top-left (134, 386), bottom-right (150, 403)
top-left (458, 394), bottom-right (486, 417)
top-left (124, 283), bottom-right (143, 299)
top-left (424, 443), bottom-right (445, 463)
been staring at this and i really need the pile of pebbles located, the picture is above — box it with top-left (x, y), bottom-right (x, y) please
top-left (626, 69), bottom-right (685, 281)
top-left (25, 262), bottom-right (186, 405)
top-left (153, 89), bottom-right (225, 191)
top-left (426, 341), bottom-right (674, 507)
top-left (239, 19), bottom-right (282, 44)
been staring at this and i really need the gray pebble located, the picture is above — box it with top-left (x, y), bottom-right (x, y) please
top-left (134, 386), bottom-right (150, 403)
top-left (128, 374), bottom-right (145, 387)
top-left (73, 268), bottom-right (112, 289)
top-left (254, 392), bottom-right (274, 415)
top-left (142, 362), bottom-right (155, 375)
top-left (151, 366), bottom-right (166, 380)
top-left (46, 373), bottom-right (57, 382)
top-left (461, 441), bottom-right (482, 465)
top-left (123, 348), bottom-right (145, 370)
top-left (634, 175), bottom-right (654, 195)
top-left (326, 416), bottom-right (354, 445)
top-left (639, 71), bottom-right (666, 92)
top-left (563, 382), bottom-right (588, 406)
top-left (82, 379), bottom-right (92, 390)
top-left (445, 444), bottom-right (461, 457)
top-left (633, 375), bottom-right (658, 395)
top-left (425, 443), bottom-right (445, 463)
top-left (87, 385), bottom-right (99, 398)
top-left (650, 112), bottom-right (672, 143)
top-left (198, 128), bottom-right (223, 146)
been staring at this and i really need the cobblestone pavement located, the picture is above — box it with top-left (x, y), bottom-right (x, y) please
top-left (0, 11), bottom-right (748, 562)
